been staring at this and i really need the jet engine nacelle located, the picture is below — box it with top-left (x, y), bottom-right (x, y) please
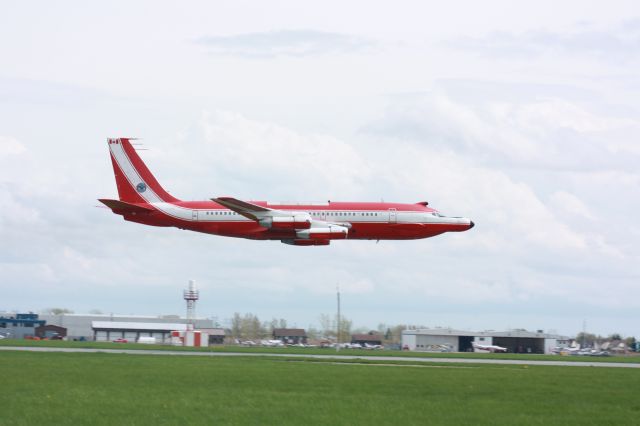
top-left (296, 225), bottom-right (348, 240)
top-left (259, 215), bottom-right (311, 230)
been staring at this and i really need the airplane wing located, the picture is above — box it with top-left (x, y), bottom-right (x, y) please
top-left (213, 196), bottom-right (351, 226)
top-left (211, 197), bottom-right (272, 221)
top-left (213, 196), bottom-right (351, 244)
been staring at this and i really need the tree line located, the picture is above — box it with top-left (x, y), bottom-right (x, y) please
top-left (574, 332), bottom-right (636, 348)
top-left (227, 312), bottom-right (413, 344)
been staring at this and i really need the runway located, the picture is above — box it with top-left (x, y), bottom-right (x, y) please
top-left (2, 346), bottom-right (639, 368)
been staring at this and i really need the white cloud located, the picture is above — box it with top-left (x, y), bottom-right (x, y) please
top-left (0, 190), bottom-right (42, 230)
top-left (447, 20), bottom-right (640, 64)
top-left (0, 136), bottom-right (42, 230)
top-left (164, 110), bottom-right (372, 200)
top-left (366, 90), bottom-right (639, 173)
top-left (514, 98), bottom-right (636, 134)
top-left (0, 136), bottom-right (26, 157)
top-left (549, 191), bottom-right (595, 220)
top-left (196, 30), bottom-right (375, 58)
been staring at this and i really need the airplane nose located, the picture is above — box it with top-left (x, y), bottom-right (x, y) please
top-left (469, 221), bottom-right (475, 229)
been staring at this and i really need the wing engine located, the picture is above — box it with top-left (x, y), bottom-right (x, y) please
top-left (296, 224), bottom-right (348, 240)
top-left (259, 215), bottom-right (311, 230)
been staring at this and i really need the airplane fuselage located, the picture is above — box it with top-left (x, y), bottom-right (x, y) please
top-left (123, 200), bottom-right (472, 241)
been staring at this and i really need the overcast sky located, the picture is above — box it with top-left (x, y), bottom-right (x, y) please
top-left (1, 1), bottom-right (639, 337)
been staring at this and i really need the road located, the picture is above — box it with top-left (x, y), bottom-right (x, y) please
top-left (1, 346), bottom-right (639, 368)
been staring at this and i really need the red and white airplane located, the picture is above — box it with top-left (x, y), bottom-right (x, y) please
top-left (100, 138), bottom-right (474, 246)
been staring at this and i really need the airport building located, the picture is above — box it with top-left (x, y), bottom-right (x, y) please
top-left (272, 328), bottom-right (307, 344)
top-left (197, 328), bottom-right (226, 344)
top-left (92, 321), bottom-right (189, 343)
top-left (0, 313), bottom-right (45, 339)
top-left (40, 313), bottom-right (217, 341)
top-left (402, 328), bottom-right (570, 354)
top-left (351, 333), bottom-right (384, 346)
top-left (91, 321), bottom-right (225, 346)
top-left (35, 324), bottom-right (67, 339)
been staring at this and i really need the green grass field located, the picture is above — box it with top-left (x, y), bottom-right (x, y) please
top-left (0, 350), bottom-right (639, 425)
top-left (2, 338), bottom-right (639, 363)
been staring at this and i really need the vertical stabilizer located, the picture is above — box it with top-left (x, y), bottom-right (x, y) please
top-left (107, 138), bottom-right (179, 203)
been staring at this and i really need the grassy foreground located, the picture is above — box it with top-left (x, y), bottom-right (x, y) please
top-left (0, 351), bottom-right (639, 425)
top-left (2, 339), bottom-right (639, 363)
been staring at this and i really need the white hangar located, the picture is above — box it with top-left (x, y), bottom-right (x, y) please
top-left (402, 328), bottom-right (570, 354)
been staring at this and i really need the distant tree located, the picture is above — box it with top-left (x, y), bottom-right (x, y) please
top-left (351, 326), bottom-right (369, 335)
top-left (318, 313), bottom-right (352, 341)
top-left (240, 313), bottom-right (265, 339)
top-left (319, 313), bottom-right (333, 338)
top-left (268, 318), bottom-right (287, 331)
top-left (385, 328), bottom-right (392, 341)
top-left (624, 336), bottom-right (636, 349)
top-left (306, 326), bottom-right (320, 340)
top-left (609, 333), bottom-right (622, 341)
top-left (389, 325), bottom-right (407, 344)
top-left (231, 312), bottom-right (242, 338)
top-left (43, 308), bottom-right (74, 315)
top-left (337, 317), bottom-right (352, 343)
top-left (88, 309), bottom-right (103, 314)
top-left (575, 332), bottom-right (598, 347)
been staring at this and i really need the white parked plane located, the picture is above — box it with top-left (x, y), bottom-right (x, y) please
top-left (260, 339), bottom-right (284, 347)
top-left (472, 342), bottom-right (507, 353)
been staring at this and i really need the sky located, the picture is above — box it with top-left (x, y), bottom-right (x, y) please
top-left (1, 1), bottom-right (639, 337)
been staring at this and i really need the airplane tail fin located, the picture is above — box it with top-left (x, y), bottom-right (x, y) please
top-left (107, 138), bottom-right (179, 203)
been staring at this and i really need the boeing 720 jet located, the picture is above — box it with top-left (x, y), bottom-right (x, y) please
top-left (100, 138), bottom-right (474, 246)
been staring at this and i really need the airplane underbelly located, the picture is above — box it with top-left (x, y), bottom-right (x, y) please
top-left (178, 219), bottom-right (456, 241)
top-left (184, 221), bottom-right (266, 237)
top-left (350, 223), bottom-right (448, 240)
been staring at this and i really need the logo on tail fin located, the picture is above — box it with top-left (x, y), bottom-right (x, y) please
top-left (136, 182), bottom-right (147, 193)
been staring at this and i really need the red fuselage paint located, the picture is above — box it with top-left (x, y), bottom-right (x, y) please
top-left (122, 201), bottom-right (471, 240)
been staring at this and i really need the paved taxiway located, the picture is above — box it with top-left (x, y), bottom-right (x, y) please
top-left (1, 346), bottom-right (639, 368)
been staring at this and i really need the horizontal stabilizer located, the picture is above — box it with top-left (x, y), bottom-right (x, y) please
top-left (98, 199), bottom-right (154, 214)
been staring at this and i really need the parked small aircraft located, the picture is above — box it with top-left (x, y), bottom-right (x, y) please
top-left (100, 138), bottom-right (474, 246)
top-left (472, 342), bottom-right (508, 353)
top-left (364, 343), bottom-right (383, 350)
top-left (260, 339), bottom-right (284, 347)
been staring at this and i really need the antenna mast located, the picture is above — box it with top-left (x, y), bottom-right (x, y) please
top-left (336, 284), bottom-right (341, 352)
top-left (183, 280), bottom-right (199, 331)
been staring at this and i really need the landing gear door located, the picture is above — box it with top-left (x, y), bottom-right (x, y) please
top-left (389, 208), bottom-right (397, 223)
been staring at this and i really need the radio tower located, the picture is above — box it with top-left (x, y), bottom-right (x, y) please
top-left (183, 280), bottom-right (199, 331)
